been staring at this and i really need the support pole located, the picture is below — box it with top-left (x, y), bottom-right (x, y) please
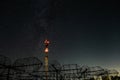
top-left (44, 39), bottom-right (50, 80)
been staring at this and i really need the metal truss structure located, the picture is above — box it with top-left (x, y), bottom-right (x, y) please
top-left (0, 55), bottom-right (119, 80)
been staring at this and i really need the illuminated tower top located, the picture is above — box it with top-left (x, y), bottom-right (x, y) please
top-left (44, 39), bottom-right (50, 46)
top-left (44, 39), bottom-right (50, 53)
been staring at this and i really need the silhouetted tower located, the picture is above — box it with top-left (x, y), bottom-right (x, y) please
top-left (44, 39), bottom-right (50, 80)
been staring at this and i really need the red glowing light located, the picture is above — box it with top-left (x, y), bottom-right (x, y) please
top-left (44, 39), bottom-right (50, 44)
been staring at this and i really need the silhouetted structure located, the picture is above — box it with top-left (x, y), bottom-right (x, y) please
top-left (0, 55), bottom-right (119, 80)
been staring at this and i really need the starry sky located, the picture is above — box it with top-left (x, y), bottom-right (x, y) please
top-left (0, 0), bottom-right (120, 71)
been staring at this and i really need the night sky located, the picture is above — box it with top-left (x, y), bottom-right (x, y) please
top-left (0, 0), bottom-right (120, 71)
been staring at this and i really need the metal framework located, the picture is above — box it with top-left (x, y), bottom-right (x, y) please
top-left (0, 55), bottom-right (119, 80)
